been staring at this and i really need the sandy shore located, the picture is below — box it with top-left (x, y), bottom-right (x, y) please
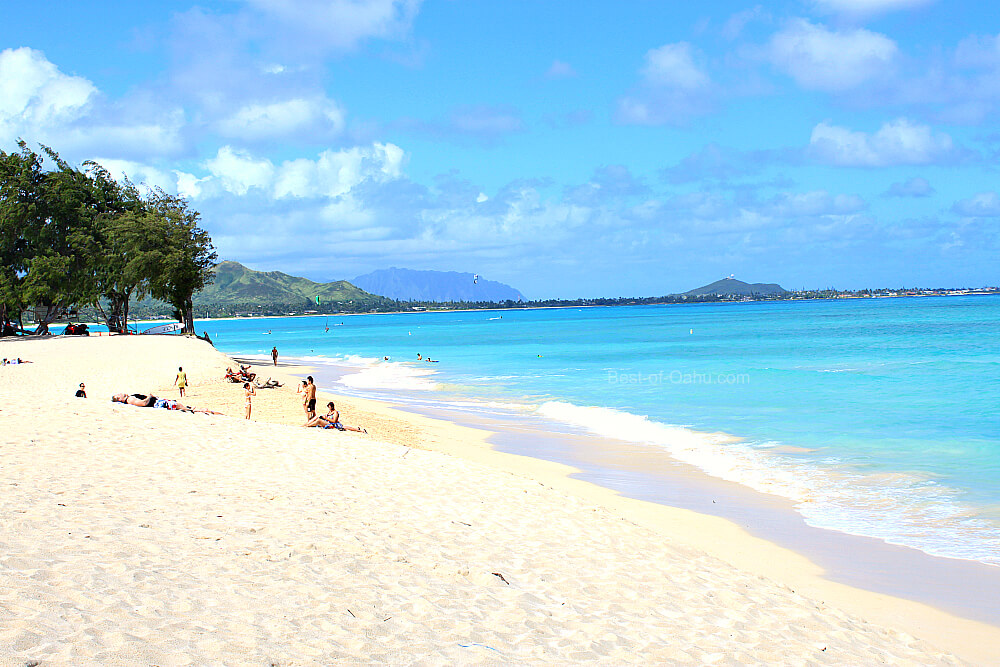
top-left (0, 335), bottom-right (996, 664)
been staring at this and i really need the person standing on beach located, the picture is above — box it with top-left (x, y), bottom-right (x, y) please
top-left (271, 346), bottom-right (278, 366)
top-left (174, 367), bottom-right (187, 397)
top-left (296, 380), bottom-right (309, 418)
top-left (305, 376), bottom-right (317, 419)
top-left (244, 382), bottom-right (255, 419)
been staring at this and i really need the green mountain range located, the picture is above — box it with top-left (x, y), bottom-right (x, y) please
top-left (194, 261), bottom-right (387, 309)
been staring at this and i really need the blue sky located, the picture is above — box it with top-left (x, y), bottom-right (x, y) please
top-left (2, 0), bottom-right (998, 298)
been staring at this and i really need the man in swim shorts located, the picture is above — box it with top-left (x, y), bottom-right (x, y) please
top-left (305, 376), bottom-right (317, 419)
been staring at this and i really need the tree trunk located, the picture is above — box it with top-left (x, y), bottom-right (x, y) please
top-left (182, 297), bottom-right (195, 335)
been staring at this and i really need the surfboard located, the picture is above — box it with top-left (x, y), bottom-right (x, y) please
top-left (140, 322), bottom-right (184, 335)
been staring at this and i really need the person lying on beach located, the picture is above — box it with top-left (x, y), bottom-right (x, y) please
top-left (75, 383), bottom-right (87, 398)
top-left (253, 378), bottom-right (283, 389)
top-left (303, 402), bottom-right (366, 433)
top-left (225, 367), bottom-right (255, 383)
top-left (111, 393), bottom-right (221, 414)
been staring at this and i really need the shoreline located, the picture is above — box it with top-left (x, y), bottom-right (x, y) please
top-left (258, 353), bottom-right (1000, 662)
top-left (2, 335), bottom-right (997, 663)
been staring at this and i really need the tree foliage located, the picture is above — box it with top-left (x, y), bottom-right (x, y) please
top-left (0, 141), bottom-right (216, 335)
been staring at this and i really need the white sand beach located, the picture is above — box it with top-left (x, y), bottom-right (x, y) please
top-left (0, 335), bottom-right (996, 665)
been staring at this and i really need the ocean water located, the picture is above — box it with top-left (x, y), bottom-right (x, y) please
top-left (199, 296), bottom-right (1000, 565)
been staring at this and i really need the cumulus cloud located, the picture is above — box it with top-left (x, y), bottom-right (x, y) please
top-left (616, 42), bottom-right (714, 124)
top-left (241, 0), bottom-right (422, 52)
top-left (808, 118), bottom-right (955, 166)
top-left (767, 20), bottom-right (897, 92)
top-left (200, 143), bottom-right (405, 199)
top-left (883, 176), bottom-right (934, 197)
top-left (216, 96), bottom-right (345, 141)
top-left (0, 48), bottom-right (186, 159)
top-left (0, 47), bottom-right (95, 133)
top-left (89, 158), bottom-right (176, 192)
top-left (952, 192), bottom-right (1000, 217)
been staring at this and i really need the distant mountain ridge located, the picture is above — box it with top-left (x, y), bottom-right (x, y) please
top-left (684, 277), bottom-right (787, 297)
top-left (353, 267), bottom-right (525, 302)
top-left (195, 261), bottom-right (385, 307)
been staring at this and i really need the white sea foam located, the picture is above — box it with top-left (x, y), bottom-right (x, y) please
top-left (536, 401), bottom-right (1000, 564)
top-left (338, 362), bottom-right (440, 391)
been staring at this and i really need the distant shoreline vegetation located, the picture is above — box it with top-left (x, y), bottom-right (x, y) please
top-left (54, 283), bottom-right (1000, 324)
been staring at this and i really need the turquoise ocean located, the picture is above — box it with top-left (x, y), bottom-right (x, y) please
top-left (194, 296), bottom-right (999, 565)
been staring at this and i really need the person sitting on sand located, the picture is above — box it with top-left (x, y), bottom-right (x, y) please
top-left (75, 383), bottom-right (87, 398)
top-left (303, 401), bottom-right (366, 433)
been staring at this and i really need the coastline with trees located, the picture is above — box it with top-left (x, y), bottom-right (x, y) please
top-left (0, 141), bottom-right (216, 335)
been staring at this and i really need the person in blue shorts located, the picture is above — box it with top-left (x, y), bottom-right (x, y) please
top-left (303, 401), bottom-right (366, 433)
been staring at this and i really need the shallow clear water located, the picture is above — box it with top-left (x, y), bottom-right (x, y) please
top-left (194, 296), bottom-right (1000, 564)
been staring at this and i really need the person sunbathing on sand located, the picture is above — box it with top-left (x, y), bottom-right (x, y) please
top-left (111, 393), bottom-right (221, 414)
top-left (303, 401), bottom-right (366, 433)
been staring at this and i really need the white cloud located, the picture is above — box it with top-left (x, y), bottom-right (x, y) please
top-left (810, 0), bottom-right (935, 17)
top-left (89, 158), bottom-right (175, 192)
top-left (175, 171), bottom-right (207, 200)
top-left (954, 33), bottom-right (1000, 69)
top-left (953, 192), bottom-right (1000, 217)
top-left (0, 48), bottom-right (187, 158)
top-left (764, 190), bottom-right (866, 217)
top-left (640, 43), bottom-right (710, 90)
top-left (617, 43), bottom-right (714, 125)
top-left (204, 146), bottom-right (276, 195)
top-left (767, 20), bottom-right (897, 91)
top-left (216, 97), bottom-right (345, 140)
top-left (241, 0), bottom-right (422, 51)
top-left (201, 143), bottom-right (405, 199)
top-left (722, 6), bottom-right (767, 40)
top-left (545, 60), bottom-right (577, 79)
top-left (808, 118), bottom-right (954, 166)
top-left (0, 47), bottom-right (95, 136)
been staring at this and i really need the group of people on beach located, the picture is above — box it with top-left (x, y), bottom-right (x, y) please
top-left (296, 376), bottom-right (365, 432)
top-left (89, 353), bottom-right (366, 433)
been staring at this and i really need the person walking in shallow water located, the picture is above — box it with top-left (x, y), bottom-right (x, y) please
top-left (271, 346), bottom-right (278, 366)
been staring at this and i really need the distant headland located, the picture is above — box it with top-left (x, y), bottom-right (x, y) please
top-left (29, 261), bottom-right (999, 325)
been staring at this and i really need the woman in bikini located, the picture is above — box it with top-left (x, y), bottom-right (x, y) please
top-left (244, 382), bottom-right (255, 420)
